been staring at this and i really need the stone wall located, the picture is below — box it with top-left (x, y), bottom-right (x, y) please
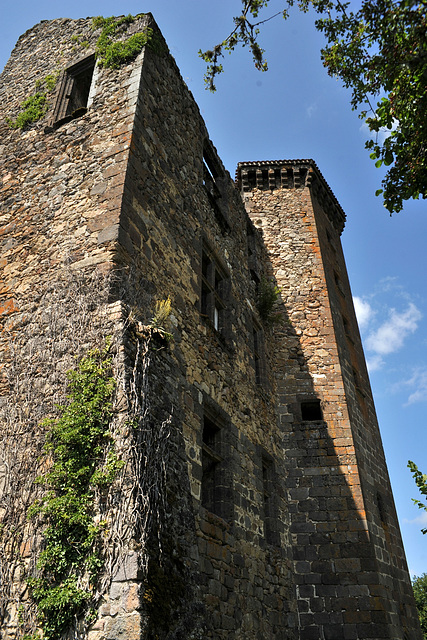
top-left (0, 14), bottom-right (422, 640)
top-left (0, 15), bottom-right (149, 640)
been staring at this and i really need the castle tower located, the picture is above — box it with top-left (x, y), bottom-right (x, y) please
top-left (0, 15), bottom-right (422, 640)
top-left (238, 160), bottom-right (421, 639)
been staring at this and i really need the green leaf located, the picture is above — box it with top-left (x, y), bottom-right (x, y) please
top-left (384, 151), bottom-right (394, 166)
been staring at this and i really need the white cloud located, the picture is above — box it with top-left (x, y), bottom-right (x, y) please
top-left (366, 354), bottom-right (384, 373)
top-left (403, 510), bottom-right (427, 526)
top-left (353, 296), bottom-right (373, 330)
top-left (404, 369), bottom-right (427, 405)
top-left (306, 102), bottom-right (317, 118)
top-left (359, 118), bottom-right (399, 145)
top-left (366, 303), bottom-right (422, 356)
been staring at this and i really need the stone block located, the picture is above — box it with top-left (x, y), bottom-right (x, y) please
top-left (112, 553), bottom-right (142, 582)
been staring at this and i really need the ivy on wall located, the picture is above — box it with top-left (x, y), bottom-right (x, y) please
top-left (7, 73), bottom-right (58, 130)
top-left (26, 340), bottom-right (122, 640)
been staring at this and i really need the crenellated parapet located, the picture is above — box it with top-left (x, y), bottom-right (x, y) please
top-left (236, 159), bottom-right (346, 234)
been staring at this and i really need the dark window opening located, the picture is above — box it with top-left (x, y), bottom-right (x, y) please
top-left (377, 491), bottom-right (387, 524)
top-left (342, 314), bottom-right (354, 343)
top-left (201, 414), bottom-right (232, 520)
top-left (50, 55), bottom-right (95, 127)
top-left (301, 400), bottom-right (323, 421)
top-left (200, 246), bottom-right (227, 333)
top-left (261, 454), bottom-right (279, 546)
top-left (247, 220), bottom-right (255, 257)
top-left (203, 142), bottom-right (228, 229)
top-left (253, 322), bottom-right (266, 387)
top-left (326, 228), bottom-right (336, 252)
top-left (334, 271), bottom-right (345, 296)
top-left (247, 169), bottom-right (257, 189)
top-left (352, 367), bottom-right (360, 387)
top-left (250, 269), bottom-right (260, 286)
top-left (353, 366), bottom-right (366, 399)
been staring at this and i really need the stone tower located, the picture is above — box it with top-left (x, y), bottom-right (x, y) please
top-left (238, 161), bottom-right (420, 639)
top-left (0, 14), bottom-right (422, 640)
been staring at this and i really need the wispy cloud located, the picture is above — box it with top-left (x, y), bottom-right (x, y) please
top-left (366, 354), bottom-right (384, 373)
top-left (354, 284), bottom-right (422, 375)
top-left (397, 368), bottom-right (427, 405)
top-left (365, 303), bottom-right (422, 356)
top-left (353, 296), bottom-right (374, 330)
top-left (403, 509), bottom-right (427, 526)
top-left (306, 102), bottom-right (318, 118)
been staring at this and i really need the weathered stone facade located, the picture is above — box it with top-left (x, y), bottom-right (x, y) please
top-left (0, 14), bottom-right (422, 640)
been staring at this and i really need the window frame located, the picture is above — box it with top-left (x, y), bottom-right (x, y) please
top-left (49, 54), bottom-right (96, 128)
top-left (203, 141), bottom-right (229, 230)
top-left (200, 408), bottom-right (233, 522)
top-left (259, 450), bottom-right (280, 547)
top-left (200, 243), bottom-right (229, 334)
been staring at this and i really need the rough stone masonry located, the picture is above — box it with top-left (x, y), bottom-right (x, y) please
top-left (0, 13), bottom-right (422, 640)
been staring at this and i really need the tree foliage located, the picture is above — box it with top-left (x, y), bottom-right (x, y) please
top-left (412, 573), bottom-right (427, 638)
top-left (200, 0), bottom-right (427, 213)
top-left (408, 460), bottom-right (427, 533)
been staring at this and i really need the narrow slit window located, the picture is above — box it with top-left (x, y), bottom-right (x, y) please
top-left (342, 314), bottom-right (354, 343)
top-left (377, 491), bottom-right (387, 524)
top-left (253, 321), bottom-right (266, 387)
top-left (247, 220), bottom-right (255, 257)
top-left (334, 271), bottom-right (345, 296)
top-left (261, 453), bottom-right (279, 546)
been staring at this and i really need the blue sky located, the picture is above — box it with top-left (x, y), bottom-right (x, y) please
top-left (2, 0), bottom-right (427, 577)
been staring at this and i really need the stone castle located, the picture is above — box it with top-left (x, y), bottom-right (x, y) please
top-left (0, 13), bottom-right (422, 640)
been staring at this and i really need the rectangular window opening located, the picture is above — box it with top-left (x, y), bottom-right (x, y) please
top-left (342, 314), bottom-right (354, 344)
top-left (376, 491), bottom-right (387, 525)
top-left (51, 55), bottom-right (95, 128)
top-left (261, 453), bottom-right (279, 546)
top-left (200, 245), bottom-right (228, 334)
top-left (247, 220), bottom-right (255, 257)
top-left (201, 413), bottom-right (232, 521)
top-left (203, 142), bottom-right (228, 229)
top-left (301, 399), bottom-right (323, 421)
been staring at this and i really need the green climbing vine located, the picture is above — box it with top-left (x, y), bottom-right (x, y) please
top-left (8, 73), bottom-right (59, 130)
top-left (92, 14), bottom-right (163, 69)
top-left (256, 276), bottom-right (282, 326)
top-left (26, 340), bottom-right (122, 640)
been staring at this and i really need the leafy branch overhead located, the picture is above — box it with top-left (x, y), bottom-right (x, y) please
top-left (200, 0), bottom-right (427, 214)
top-left (408, 460), bottom-right (427, 534)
